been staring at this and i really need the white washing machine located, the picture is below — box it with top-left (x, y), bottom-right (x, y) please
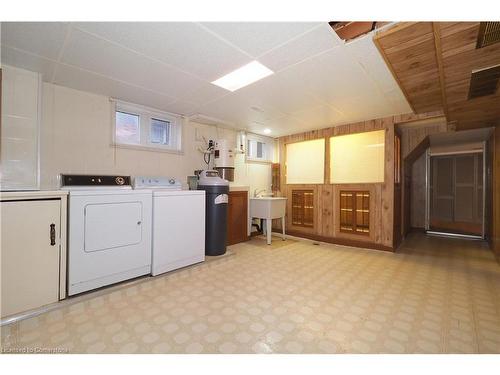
top-left (62, 175), bottom-right (152, 296)
top-left (133, 176), bottom-right (205, 276)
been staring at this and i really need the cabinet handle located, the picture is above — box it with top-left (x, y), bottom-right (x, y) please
top-left (50, 223), bottom-right (56, 246)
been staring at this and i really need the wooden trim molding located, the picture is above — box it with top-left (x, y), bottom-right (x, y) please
top-left (280, 229), bottom-right (395, 252)
top-left (432, 22), bottom-right (449, 121)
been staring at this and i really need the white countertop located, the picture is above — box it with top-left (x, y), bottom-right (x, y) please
top-left (0, 190), bottom-right (68, 200)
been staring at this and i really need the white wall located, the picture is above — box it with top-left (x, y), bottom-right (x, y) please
top-left (0, 65), bottom-right (41, 190)
top-left (39, 82), bottom-right (272, 192)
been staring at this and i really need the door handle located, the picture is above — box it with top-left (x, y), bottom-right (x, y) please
top-left (50, 223), bottom-right (56, 246)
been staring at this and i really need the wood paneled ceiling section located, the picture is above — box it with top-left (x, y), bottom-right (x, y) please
top-left (438, 22), bottom-right (500, 129)
top-left (375, 22), bottom-right (500, 130)
top-left (374, 22), bottom-right (443, 114)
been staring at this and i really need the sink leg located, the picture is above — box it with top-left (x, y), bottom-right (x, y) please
top-left (266, 219), bottom-right (272, 245)
top-left (262, 219), bottom-right (266, 236)
top-left (282, 216), bottom-right (286, 241)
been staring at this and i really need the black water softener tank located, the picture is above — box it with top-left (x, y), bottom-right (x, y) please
top-left (198, 170), bottom-right (229, 256)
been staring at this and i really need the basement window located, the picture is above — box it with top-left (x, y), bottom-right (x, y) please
top-left (113, 101), bottom-right (182, 152)
top-left (246, 134), bottom-right (273, 163)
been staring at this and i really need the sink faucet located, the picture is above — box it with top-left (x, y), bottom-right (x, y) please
top-left (254, 188), bottom-right (266, 197)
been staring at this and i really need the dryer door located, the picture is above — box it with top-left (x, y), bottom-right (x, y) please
top-left (84, 202), bottom-right (143, 252)
top-left (67, 191), bottom-right (152, 296)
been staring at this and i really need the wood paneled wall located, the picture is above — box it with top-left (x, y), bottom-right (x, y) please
top-left (276, 111), bottom-right (444, 251)
top-left (398, 119), bottom-right (449, 230)
top-left (493, 125), bottom-right (500, 262)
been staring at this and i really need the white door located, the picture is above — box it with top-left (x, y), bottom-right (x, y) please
top-left (84, 202), bottom-right (143, 252)
top-left (1, 200), bottom-right (60, 317)
top-left (153, 192), bottom-right (205, 275)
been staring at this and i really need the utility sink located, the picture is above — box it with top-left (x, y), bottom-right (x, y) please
top-left (250, 197), bottom-right (287, 219)
top-left (250, 197), bottom-right (287, 245)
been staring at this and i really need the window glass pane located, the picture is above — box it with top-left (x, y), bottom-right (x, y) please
top-left (115, 111), bottom-right (140, 144)
top-left (257, 142), bottom-right (264, 158)
top-left (330, 130), bottom-right (385, 183)
top-left (247, 140), bottom-right (253, 158)
top-left (247, 139), bottom-right (268, 160)
top-left (286, 139), bottom-right (325, 184)
top-left (150, 118), bottom-right (170, 145)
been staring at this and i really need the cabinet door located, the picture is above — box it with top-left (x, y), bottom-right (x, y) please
top-left (227, 191), bottom-right (248, 245)
top-left (1, 200), bottom-right (60, 317)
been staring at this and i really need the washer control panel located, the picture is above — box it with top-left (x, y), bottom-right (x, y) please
top-left (133, 176), bottom-right (182, 190)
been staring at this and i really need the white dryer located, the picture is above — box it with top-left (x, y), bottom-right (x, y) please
top-left (62, 175), bottom-right (152, 296)
top-left (134, 176), bottom-right (205, 276)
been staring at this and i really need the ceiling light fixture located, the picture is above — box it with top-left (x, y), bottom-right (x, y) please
top-left (211, 61), bottom-right (274, 92)
top-left (263, 128), bottom-right (272, 135)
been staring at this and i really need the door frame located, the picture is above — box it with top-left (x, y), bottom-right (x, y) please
top-left (426, 144), bottom-right (486, 239)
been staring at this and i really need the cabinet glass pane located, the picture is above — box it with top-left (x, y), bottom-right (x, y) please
top-left (330, 130), bottom-right (385, 184)
top-left (286, 139), bottom-right (325, 184)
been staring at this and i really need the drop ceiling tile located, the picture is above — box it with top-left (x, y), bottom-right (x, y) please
top-left (178, 81), bottom-right (230, 107)
top-left (53, 63), bottom-right (176, 112)
top-left (1, 45), bottom-right (57, 80)
top-left (73, 22), bottom-right (251, 81)
top-left (291, 104), bottom-right (345, 128)
top-left (259, 24), bottom-right (340, 72)
top-left (200, 22), bottom-right (320, 57)
top-left (61, 28), bottom-right (204, 99)
top-left (286, 48), bottom-right (376, 103)
top-left (238, 72), bottom-right (324, 115)
top-left (384, 88), bottom-right (413, 114)
top-left (1, 22), bottom-right (69, 60)
top-left (162, 100), bottom-right (200, 117)
top-left (263, 115), bottom-right (309, 137)
top-left (330, 94), bottom-right (393, 122)
top-left (345, 34), bottom-right (401, 94)
top-left (197, 92), bottom-right (287, 129)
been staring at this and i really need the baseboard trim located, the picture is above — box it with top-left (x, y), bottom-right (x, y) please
top-left (276, 230), bottom-right (394, 252)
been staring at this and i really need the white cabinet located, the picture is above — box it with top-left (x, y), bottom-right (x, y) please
top-left (0, 65), bottom-right (41, 190)
top-left (1, 193), bottom-right (67, 318)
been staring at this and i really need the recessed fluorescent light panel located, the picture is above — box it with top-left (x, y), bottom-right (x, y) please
top-left (211, 61), bottom-right (274, 92)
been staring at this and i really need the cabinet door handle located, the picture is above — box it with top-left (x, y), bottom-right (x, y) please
top-left (50, 223), bottom-right (56, 246)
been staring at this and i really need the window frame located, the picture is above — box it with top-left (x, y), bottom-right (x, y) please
top-left (246, 133), bottom-right (273, 163)
top-left (112, 100), bottom-right (183, 154)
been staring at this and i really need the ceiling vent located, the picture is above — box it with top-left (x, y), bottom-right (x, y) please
top-left (476, 22), bottom-right (500, 48)
top-left (468, 64), bottom-right (500, 99)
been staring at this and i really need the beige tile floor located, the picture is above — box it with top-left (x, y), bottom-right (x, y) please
top-left (2, 233), bottom-right (500, 354)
